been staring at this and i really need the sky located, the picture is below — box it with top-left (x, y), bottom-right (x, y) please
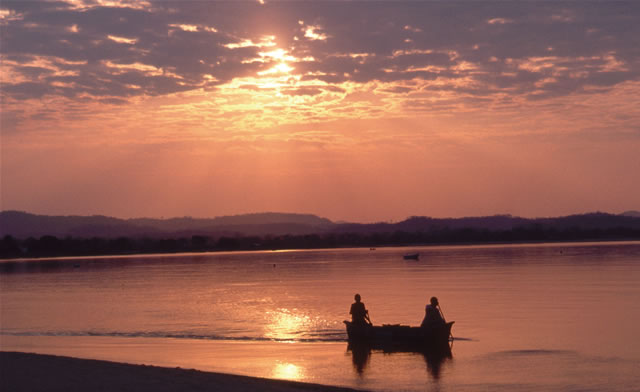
top-left (1, 1), bottom-right (639, 223)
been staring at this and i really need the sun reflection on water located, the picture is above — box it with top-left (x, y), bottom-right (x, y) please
top-left (272, 361), bottom-right (304, 381)
top-left (264, 308), bottom-right (316, 342)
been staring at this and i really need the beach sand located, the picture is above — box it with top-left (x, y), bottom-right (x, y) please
top-left (1, 351), bottom-right (365, 392)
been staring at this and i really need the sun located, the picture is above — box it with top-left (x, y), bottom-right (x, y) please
top-left (257, 48), bottom-right (296, 76)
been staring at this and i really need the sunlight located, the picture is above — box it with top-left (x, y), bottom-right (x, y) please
top-left (250, 48), bottom-right (296, 75)
top-left (225, 35), bottom-right (276, 49)
top-left (304, 26), bottom-right (327, 41)
top-left (264, 308), bottom-right (310, 341)
top-left (258, 62), bottom-right (294, 76)
top-left (169, 24), bottom-right (199, 32)
top-left (272, 362), bottom-right (304, 381)
top-left (107, 35), bottom-right (137, 45)
top-left (259, 48), bottom-right (295, 62)
top-left (103, 60), bottom-right (163, 76)
top-left (63, 0), bottom-right (152, 9)
top-left (260, 48), bottom-right (294, 64)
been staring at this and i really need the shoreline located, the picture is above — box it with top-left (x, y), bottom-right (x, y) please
top-left (0, 351), bottom-right (365, 392)
top-left (2, 238), bottom-right (639, 262)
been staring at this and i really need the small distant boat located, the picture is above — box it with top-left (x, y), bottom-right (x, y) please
top-left (344, 321), bottom-right (454, 350)
top-left (403, 253), bottom-right (419, 260)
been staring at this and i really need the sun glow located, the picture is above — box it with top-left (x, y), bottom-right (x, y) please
top-left (108, 35), bottom-right (137, 45)
top-left (258, 62), bottom-right (294, 76)
top-left (225, 35), bottom-right (276, 49)
top-left (242, 47), bottom-right (297, 76)
top-left (272, 362), bottom-right (304, 380)
top-left (304, 26), bottom-right (327, 41)
top-left (264, 308), bottom-right (312, 342)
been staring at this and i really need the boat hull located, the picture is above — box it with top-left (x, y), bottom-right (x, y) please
top-left (344, 321), bottom-right (453, 350)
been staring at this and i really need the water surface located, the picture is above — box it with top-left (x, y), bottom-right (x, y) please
top-left (2, 242), bottom-right (639, 391)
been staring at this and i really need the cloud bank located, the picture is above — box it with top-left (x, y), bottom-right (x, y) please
top-left (2, 1), bottom-right (639, 119)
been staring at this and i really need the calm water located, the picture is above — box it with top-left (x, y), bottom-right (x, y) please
top-left (2, 242), bottom-right (639, 391)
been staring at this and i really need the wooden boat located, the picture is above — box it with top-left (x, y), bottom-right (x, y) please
top-left (344, 320), bottom-right (453, 350)
top-left (403, 253), bottom-right (420, 260)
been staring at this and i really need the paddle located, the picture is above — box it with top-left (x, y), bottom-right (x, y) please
top-left (437, 304), bottom-right (453, 341)
top-left (436, 304), bottom-right (446, 322)
top-left (365, 310), bottom-right (373, 326)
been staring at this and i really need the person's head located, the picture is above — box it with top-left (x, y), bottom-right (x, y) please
top-left (430, 296), bottom-right (439, 306)
top-left (354, 294), bottom-right (361, 302)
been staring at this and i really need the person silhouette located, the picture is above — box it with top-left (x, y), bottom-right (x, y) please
top-left (421, 296), bottom-right (445, 328)
top-left (350, 294), bottom-right (371, 326)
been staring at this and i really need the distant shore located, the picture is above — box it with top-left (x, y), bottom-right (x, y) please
top-left (2, 210), bottom-right (639, 260)
top-left (0, 351), bottom-right (364, 392)
top-left (2, 238), bottom-right (639, 262)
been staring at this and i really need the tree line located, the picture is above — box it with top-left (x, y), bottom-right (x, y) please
top-left (2, 225), bottom-right (640, 260)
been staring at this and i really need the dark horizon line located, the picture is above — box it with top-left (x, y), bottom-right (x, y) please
top-left (2, 209), bottom-right (639, 225)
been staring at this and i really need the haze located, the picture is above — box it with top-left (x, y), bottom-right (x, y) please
top-left (1, 1), bottom-right (639, 223)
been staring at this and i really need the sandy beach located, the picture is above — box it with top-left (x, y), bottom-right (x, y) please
top-left (0, 352), bottom-right (365, 392)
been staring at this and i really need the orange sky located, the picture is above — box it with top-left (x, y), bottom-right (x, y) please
top-left (1, 1), bottom-right (639, 222)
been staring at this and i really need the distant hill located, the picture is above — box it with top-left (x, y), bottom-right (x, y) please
top-left (0, 211), bottom-right (333, 238)
top-left (331, 212), bottom-right (640, 233)
top-left (2, 210), bottom-right (640, 239)
top-left (2, 210), bottom-right (639, 259)
top-left (621, 210), bottom-right (640, 218)
top-left (332, 214), bottom-right (531, 233)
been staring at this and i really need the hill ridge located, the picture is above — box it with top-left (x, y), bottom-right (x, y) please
top-left (2, 210), bottom-right (640, 239)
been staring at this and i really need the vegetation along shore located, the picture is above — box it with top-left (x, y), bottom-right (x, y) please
top-left (1, 211), bottom-right (639, 259)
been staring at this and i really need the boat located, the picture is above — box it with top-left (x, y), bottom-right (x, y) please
top-left (344, 320), bottom-right (454, 350)
top-left (403, 253), bottom-right (420, 260)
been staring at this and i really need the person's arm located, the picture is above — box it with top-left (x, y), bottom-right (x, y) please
top-left (437, 306), bottom-right (446, 322)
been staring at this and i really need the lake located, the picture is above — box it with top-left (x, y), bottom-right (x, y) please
top-left (1, 242), bottom-right (639, 391)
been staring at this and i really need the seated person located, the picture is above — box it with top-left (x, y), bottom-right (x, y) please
top-left (421, 296), bottom-right (445, 328)
top-left (350, 293), bottom-right (371, 325)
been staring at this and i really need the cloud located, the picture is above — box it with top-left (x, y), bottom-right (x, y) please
top-left (280, 87), bottom-right (322, 96)
top-left (1, 1), bottom-right (639, 120)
